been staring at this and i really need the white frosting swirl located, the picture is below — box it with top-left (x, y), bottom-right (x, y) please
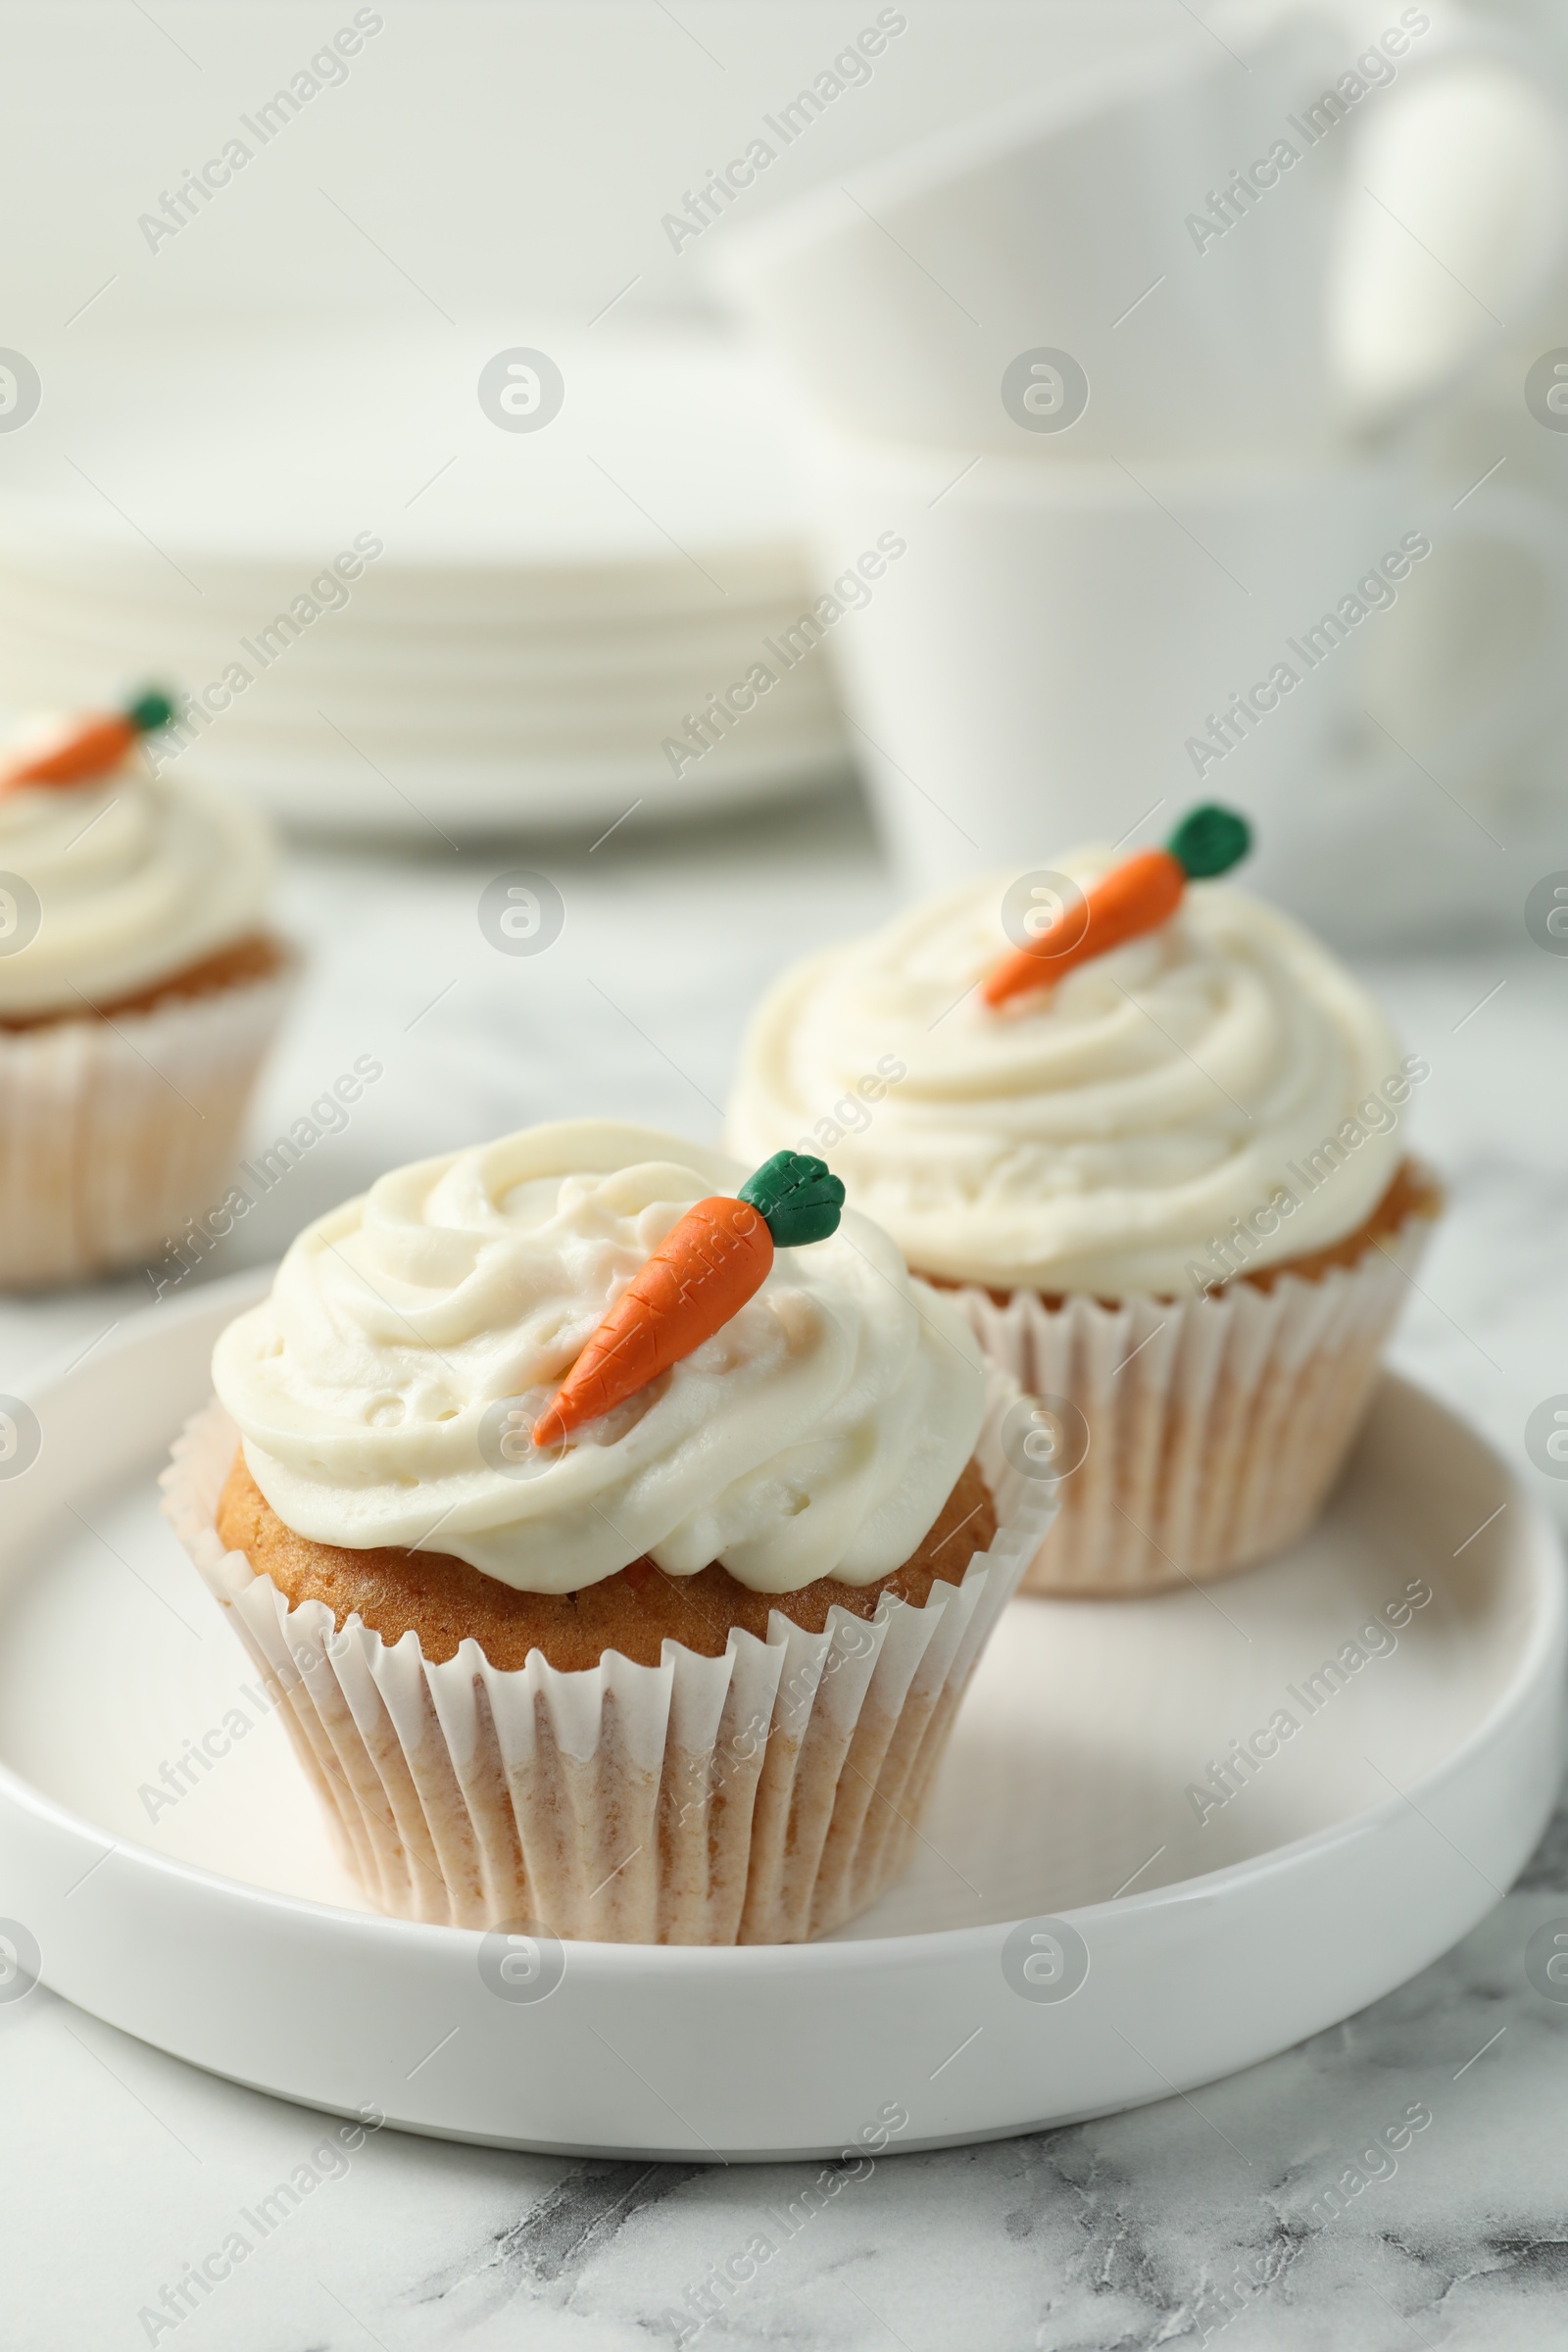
top-left (211, 1120), bottom-right (984, 1596)
top-left (726, 857), bottom-right (1410, 1296)
top-left (0, 746), bottom-right (275, 1017)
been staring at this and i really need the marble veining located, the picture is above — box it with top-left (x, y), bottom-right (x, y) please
top-left (2, 804), bottom-right (1565, 2351)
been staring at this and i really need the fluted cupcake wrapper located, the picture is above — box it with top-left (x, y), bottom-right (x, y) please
top-left (160, 1371), bottom-right (1053, 1944)
top-left (943, 1204), bottom-right (1435, 1596)
top-left (0, 956), bottom-right (297, 1289)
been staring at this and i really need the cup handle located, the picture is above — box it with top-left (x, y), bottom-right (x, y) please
top-left (1326, 16), bottom-right (1568, 432)
top-left (1363, 481), bottom-right (1568, 785)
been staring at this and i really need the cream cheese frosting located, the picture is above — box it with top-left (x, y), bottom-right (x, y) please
top-left (0, 745), bottom-right (274, 1017)
top-left (211, 1120), bottom-right (984, 1596)
top-left (726, 856), bottom-right (1411, 1296)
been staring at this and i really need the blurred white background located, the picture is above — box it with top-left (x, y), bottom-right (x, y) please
top-left (3, 4), bottom-right (1176, 321)
top-left (3, 0), bottom-right (1568, 941)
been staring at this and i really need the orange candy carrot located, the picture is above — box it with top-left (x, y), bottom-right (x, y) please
top-left (982, 804), bottom-right (1251, 1009)
top-left (983, 848), bottom-right (1183, 1006)
top-left (534, 1195), bottom-right (771, 1446)
top-left (0, 691), bottom-right (175, 796)
top-left (532, 1152), bottom-right (844, 1447)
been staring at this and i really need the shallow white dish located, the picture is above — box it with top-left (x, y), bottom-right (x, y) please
top-left (0, 1274), bottom-right (1559, 2159)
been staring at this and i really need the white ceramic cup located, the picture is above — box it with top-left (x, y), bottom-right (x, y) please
top-left (803, 430), bottom-right (1568, 897)
top-left (713, 1), bottom-right (1568, 460)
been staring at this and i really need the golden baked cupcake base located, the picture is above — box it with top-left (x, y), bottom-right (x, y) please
top-left (0, 929), bottom-right (287, 1032)
top-left (928, 1159), bottom-right (1442, 1597)
top-left (0, 941), bottom-right (296, 1289)
top-left (165, 1384), bottom-right (1046, 1946)
top-left (217, 1450), bottom-right (998, 1673)
top-left (924, 1159), bottom-right (1441, 1312)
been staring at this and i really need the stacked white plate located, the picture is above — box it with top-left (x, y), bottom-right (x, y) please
top-left (0, 318), bottom-right (847, 834)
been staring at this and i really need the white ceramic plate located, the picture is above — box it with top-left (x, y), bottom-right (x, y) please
top-left (0, 318), bottom-right (849, 833)
top-left (0, 1275), bottom-right (1560, 2159)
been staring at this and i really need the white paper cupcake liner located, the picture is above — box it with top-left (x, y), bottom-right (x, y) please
top-left (160, 1372), bottom-right (1053, 1944)
top-left (942, 1204), bottom-right (1436, 1596)
top-left (0, 952), bottom-right (295, 1289)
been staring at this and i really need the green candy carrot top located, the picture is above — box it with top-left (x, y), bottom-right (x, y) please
top-left (532, 1150), bottom-right (845, 1446)
top-left (983, 802), bottom-right (1251, 1008)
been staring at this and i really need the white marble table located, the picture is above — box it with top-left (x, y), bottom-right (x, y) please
top-left (3, 795), bottom-right (1567, 2352)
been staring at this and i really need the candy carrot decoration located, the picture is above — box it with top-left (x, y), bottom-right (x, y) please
top-left (532, 1151), bottom-right (845, 1446)
top-left (0, 690), bottom-right (175, 796)
top-left (982, 803), bottom-right (1251, 1008)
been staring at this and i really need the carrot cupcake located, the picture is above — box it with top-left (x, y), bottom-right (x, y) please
top-left (727, 808), bottom-right (1442, 1595)
top-left (162, 1121), bottom-right (1051, 1942)
top-left (0, 695), bottom-right (292, 1287)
